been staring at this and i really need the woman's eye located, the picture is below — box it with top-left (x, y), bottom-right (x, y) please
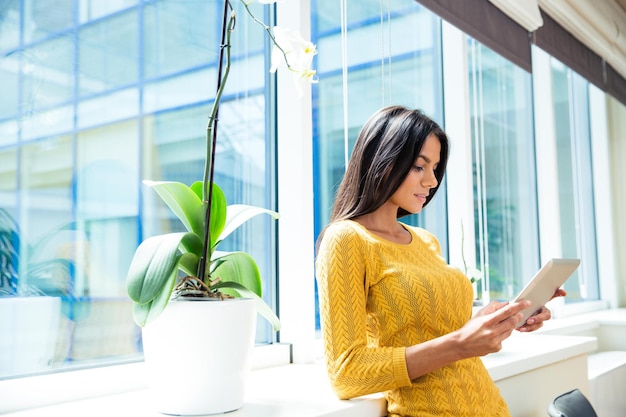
top-left (413, 165), bottom-right (424, 172)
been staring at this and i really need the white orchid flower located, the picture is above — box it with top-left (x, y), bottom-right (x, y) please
top-left (292, 68), bottom-right (318, 97)
top-left (270, 26), bottom-right (317, 73)
top-left (270, 26), bottom-right (318, 94)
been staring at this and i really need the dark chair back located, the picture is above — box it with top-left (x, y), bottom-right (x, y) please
top-left (547, 388), bottom-right (598, 417)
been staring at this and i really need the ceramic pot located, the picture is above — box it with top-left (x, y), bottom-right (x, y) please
top-left (142, 297), bottom-right (257, 415)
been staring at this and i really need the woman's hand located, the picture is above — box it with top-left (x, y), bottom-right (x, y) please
top-left (454, 300), bottom-right (531, 358)
top-left (516, 288), bottom-right (566, 332)
top-left (405, 299), bottom-right (530, 380)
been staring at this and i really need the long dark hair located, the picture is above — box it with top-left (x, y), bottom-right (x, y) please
top-left (328, 105), bottom-right (449, 224)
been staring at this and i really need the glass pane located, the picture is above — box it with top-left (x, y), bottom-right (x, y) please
top-left (0, 147), bottom-right (17, 293)
top-left (21, 105), bottom-right (74, 140)
top-left (73, 121), bottom-right (141, 363)
top-left (551, 59), bottom-right (599, 301)
top-left (23, 0), bottom-right (74, 43)
top-left (21, 35), bottom-right (75, 111)
top-left (468, 40), bottom-right (540, 301)
top-left (78, 11), bottom-right (138, 95)
top-left (77, 88), bottom-right (139, 129)
top-left (143, 68), bottom-right (213, 113)
top-left (311, 2), bottom-right (446, 329)
top-left (142, 0), bottom-right (217, 79)
top-left (0, 136), bottom-right (74, 377)
top-left (1, 0), bottom-right (278, 378)
top-left (0, 120), bottom-right (19, 146)
top-left (314, 0), bottom-right (416, 33)
top-left (78, 0), bottom-right (137, 23)
top-left (20, 138), bottom-right (73, 278)
top-left (0, 51), bottom-right (19, 119)
top-left (0, 0), bottom-right (20, 50)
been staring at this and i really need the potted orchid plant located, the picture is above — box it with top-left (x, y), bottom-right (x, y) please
top-left (124, 0), bottom-right (316, 414)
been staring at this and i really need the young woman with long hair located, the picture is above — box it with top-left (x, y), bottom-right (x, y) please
top-left (315, 106), bottom-right (563, 417)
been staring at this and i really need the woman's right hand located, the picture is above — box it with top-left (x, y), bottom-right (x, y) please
top-left (454, 300), bottom-right (531, 358)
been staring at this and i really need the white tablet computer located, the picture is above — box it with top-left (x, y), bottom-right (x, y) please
top-left (512, 258), bottom-right (580, 328)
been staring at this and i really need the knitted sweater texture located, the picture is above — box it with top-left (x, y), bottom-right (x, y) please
top-left (316, 220), bottom-right (510, 417)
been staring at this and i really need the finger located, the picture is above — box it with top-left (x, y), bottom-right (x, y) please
top-left (495, 316), bottom-right (520, 340)
top-left (549, 288), bottom-right (567, 300)
top-left (475, 300), bottom-right (508, 317)
top-left (488, 302), bottom-right (530, 333)
top-left (490, 301), bottom-right (511, 311)
top-left (526, 307), bottom-right (551, 325)
top-left (484, 310), bottom-right (525, 339)
top-left (517, 320), bottom-right (544, 332)
top-left (493, 300), bottom-right (531, 323)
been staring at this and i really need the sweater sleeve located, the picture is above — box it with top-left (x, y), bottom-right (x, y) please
top-left (316, 224), bottom-right (412, 399)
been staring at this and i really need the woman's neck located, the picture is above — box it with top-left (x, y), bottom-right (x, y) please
top-left (353, 209), bottom-right (411, 244)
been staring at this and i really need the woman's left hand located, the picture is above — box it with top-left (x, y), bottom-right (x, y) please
top-left (516, 288), bottom-right (566, 332)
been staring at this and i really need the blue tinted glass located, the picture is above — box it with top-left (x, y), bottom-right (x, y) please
top-left (0, 51), bottom-right (19, 119)
top-left (23, 0), bottom-right (74, 43)
top-left (79, 11), bottom-right (139, 95)
top-left (468, 40), bottom-right (540, 300)
top-left (0, 0), bottom-right (276, 378)
top-left (22, 35), bottom-right (75, 110)
top-left (79, 0), bottom-right (137, 23)
top-left (311, 2), bottom-right (446, 329)
top-left (143, 0), bottom-right (217, 79)
top-left (551, 61), bottom-right (599, 302)
top-left (0, 0), bottom-right (20, 50)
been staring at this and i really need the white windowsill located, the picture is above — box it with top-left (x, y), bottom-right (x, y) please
top-left (1, 332), bottom-right (598, 417)
top-left (0, 343), bottom-right (292, 414)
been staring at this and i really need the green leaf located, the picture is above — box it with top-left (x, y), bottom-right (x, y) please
top-left (180, 232), bottom-right (204, 256)
top-left (178, 252), bottom-right (200, 277)
top-left (191, 181), bottom-right (227, 249)
top-left (132, 267), bottom-right (178, 327)
top-left (214, 281), bottom-right (281, 331)
top-left (145, 181), bottom-right (205, 237)
top-left (212, 251), bottom-right (262, 297)
top-left (126, 232), bottom-right (188, 304)
top-left (220, 204), bottom-right (279, 241)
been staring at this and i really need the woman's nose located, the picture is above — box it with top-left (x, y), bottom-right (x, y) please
top-left (424, 170), bottom-right (438, 188)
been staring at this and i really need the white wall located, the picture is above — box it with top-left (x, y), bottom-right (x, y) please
top-left (607, 96), bottom-right (626, 308)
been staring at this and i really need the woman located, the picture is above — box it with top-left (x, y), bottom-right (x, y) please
top-left (315, 106), bottom-right (563, 417)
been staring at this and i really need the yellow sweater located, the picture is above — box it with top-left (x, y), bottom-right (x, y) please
top-left (316, 220), bottom-right (510, 417)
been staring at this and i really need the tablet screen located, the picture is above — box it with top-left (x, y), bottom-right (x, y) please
top-left (512, 258), bottom-right (580, 328)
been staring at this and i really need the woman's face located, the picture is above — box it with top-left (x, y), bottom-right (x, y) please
top-left (389, 133), bottom-right (441, 214)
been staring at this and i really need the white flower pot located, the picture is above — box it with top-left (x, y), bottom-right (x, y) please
top-left (142, 297), bottom-right (257, 415)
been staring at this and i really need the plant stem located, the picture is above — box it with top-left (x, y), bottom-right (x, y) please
top-left (240, 1), bottom-right (294, 72)
top-left (199, 0), bottom-right (235, 283)
top-left (198, 0), bottom-right (292, 283)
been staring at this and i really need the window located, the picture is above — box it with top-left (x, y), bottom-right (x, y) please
top-left (79, 0), bottom-right (138, 23)
top-left (142, 1), bottom-right (216, 79)
top-left (0, 0), bottom-right (278, 379)
top-left (605, 96), bottom-right (626, 306)
top-left (79, 11), bottom-right (139, 94)
top-left (550, 59), bottom-right (600, 302)
top-left (468, 39), bottom-right (540, 301)
top-left (311, 2), bottom-right (447, 329)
